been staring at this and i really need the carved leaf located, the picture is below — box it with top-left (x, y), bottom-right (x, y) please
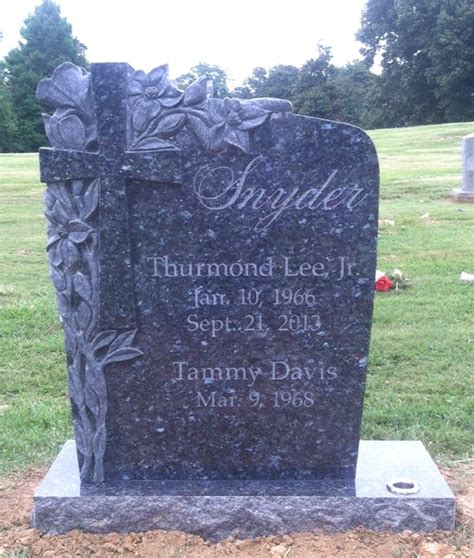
top-left (84, 383), bottom-right (101, 417)
top-left (249, 98), bottom-right (292, 113)
top-left (159, 92), bottom-right (183, 108)
top-left (131, 70), bottom-right (148, 86)
top-left (63, 322), bottom-right (78, 359)
top-left (75, 300), bottom-right (92, 332)
top-left (207, 98), bottom-right (226, 125)
top-left (184, 76), bottom-right (207, 106)
top-left (57, 291), bottom-right (71, 319)
top-left (83, 179), bottom-right (99, 219)
top-left (66, 220), bottom-right (92, 244)
top-left (44, 208), bottom-right (59, 227)
top-left (238, 114), bottom-right (268, 131)
top-left (46, 233), bottom-right (61, 250)
top-left (52, 199), bottom-right (70, 224)
top-left (68, 370), bottom-right (84, 407)
top-left (224, 127), bottom-right (250, 153)
top-left (93, 425), bottom-right (107, 464)
top-left (73, 272), bottom-right (92, 303)
top-left (50, 265), bottom-right (66, 292)
top-left (108, 330), bottom-right (137, 354)
top-left (133, 137), bottom-right (176, 150)
top-left (132, 101), bottom-right (151, 133)
top-left (128, 80), bottom-right (144, 97)
top-left (42, 113), bottom-right (62, 149)
top-left (73, 418), bottom-right (88, 456)
top-left (92, 330), bottom-right (117, 354)
top-left (208, 122), bottom-right (227, 151)
top-left (48, 243), bottom-right (63, 266)
top-left (152, 113), bottom-right (185, 138)
top-left (57, 114), bottom-right (87, 150)
top-left (187, 115), bottom-right (211, 148)
top-left (237, 104), bottom-right (269, 130)
top-left (60, 240), bottom-right (80, 268)
top-left (104, 347), bottom-right (143, 364)
top-left (51, 181), bottom-right (73, 213)
top-left (44, 186), bottom-right (56, 211)
top-left (148, 64), bottom-right (169, 87)
top-left (250, 97), bottom-right (293, 112)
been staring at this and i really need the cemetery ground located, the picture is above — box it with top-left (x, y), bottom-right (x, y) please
top-left (0, 121), bottom-right (473, 556)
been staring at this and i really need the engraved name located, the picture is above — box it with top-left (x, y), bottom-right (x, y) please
top-left (147, 255), bottom-right (355, 280)
top-left (192, 156), bottom-right (369, 231)
top-left (172, 360), bottom-right (338, 386)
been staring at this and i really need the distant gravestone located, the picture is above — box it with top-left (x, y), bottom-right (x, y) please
top-left (452, 133), bottom-right (474, 202)
top-left (32, 62), bottom-right (455, 539)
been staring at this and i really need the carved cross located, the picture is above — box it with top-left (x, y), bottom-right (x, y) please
top-left (37, 62), bottom-right (291, 482)
top-left (39, 64), bottom-right (183, 330)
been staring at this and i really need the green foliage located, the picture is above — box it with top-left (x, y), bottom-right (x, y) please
top-left (357, 0), bottom-right (474, 126)
top-left (0, 63), bottom-right (18, 152)
top-left (330, 62), bottom-right (377, 127)
top-left (234, 47), bottom-right (376, 127)
top-left (176, 62), bottom-right (229, 98)
top-left (291, 46), bottom-right (337, 119)
top-left (243, 65), bottom-right (300, 101)
top-left (4, 0), bottom-right (88, 152)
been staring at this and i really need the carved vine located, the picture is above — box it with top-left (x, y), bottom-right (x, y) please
top-left (127, 64), bottom-right (292, 153)
top-left (36, 62), bottom-right (97, 151)
top-left (45, 179), bottom-right (142, 482)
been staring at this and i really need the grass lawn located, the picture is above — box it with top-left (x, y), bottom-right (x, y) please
top-left (0, 122), bottom-right (473, 476)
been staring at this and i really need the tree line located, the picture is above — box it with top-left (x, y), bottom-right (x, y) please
top-left (1, 0), bottom-right (473, 153)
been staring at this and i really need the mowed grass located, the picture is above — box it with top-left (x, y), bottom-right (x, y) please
top-left (0, 122), bottom-right (473, 475)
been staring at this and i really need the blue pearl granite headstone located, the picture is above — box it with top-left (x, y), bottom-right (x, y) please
top-left (32, 62), bottom-right (454, 537)
top-left (36, 61), bottom-right (377, 484)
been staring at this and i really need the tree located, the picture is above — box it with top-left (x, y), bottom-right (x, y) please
top-left (330, 61), bottom-right (378, 127)
top-left (176, 63), bottom-right (229, 98)
top-left (240, 65), bottom-right (299, 100)
top-left (0, 34), bottom-right (18, 151)
top-left (292, 45), bottom-right (336, 119)
top-left (357, 0), bottom-right (474, 126)
top-left (0, 73), bottom-right (18, 152)
top-left (427, 2), bottom-right (474, 121)
top-left (5, 0), bottom-right (87, 152)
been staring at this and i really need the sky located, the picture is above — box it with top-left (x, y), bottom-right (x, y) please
top-left (0, 0), bottom-right (367, 86)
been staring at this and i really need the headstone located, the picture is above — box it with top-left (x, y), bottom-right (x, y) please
top-left (32, 62), bottom-right (455, 539)
top-left (451, 133), bottom-right (474, 202)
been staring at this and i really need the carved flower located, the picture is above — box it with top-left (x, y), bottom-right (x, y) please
top-left (36, 62), bottom-right (97, 151)
top-left (45, 201), bottom-right (93, 267)
top-left (128, 65), bottom-right (182, 133)
top-left (37, 62), bottom-right (93, 113)
top-left (207, 97), bottom-right (292, 153)
top-left (43, 108), bottom-right (90, 151)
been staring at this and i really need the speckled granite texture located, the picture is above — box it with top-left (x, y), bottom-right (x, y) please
top-left (32, 440), bottom-right (455, 539)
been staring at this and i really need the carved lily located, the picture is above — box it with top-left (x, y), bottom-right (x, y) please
top-left (43, 108), bottom-right (89, 151)
top-left (208, 97), bottom-right (291, 153)
top-left (37, 62), bottom-right (97, 151)
top-left (45, 200), bottom-right (93, 267)
top-left (128, 65), bottom-right (182, 133)
top-left (37, 62), bottom-right (93, 114)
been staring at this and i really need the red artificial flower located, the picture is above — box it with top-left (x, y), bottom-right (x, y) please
top-left (375, 275), bottom-right (394, 292)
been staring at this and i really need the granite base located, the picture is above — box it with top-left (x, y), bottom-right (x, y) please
top-left (32, 440), bottom-right (455, 540)
top-left (451, 188), bottom-right (474, 202)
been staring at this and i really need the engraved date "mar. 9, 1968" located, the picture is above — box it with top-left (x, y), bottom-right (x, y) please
top-left (196, 390), bottom-right (316, 409)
